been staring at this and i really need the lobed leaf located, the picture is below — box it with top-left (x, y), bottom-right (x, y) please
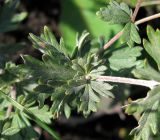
top-left (97, 1), bottom-right (132, 24)
top-left (126, 86), bottom-right (160, 140)
top-left (143, 26), bottom-right (160, 70)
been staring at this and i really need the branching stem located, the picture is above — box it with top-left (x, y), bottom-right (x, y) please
top-left (103, 31), bottom-right (123, 50)
top-left (103, 12), bottom-right (160, 50)
top-left (97, 76), bottom-right (160, 89)
top-left (132, 0), bottom-right (143, 22)
top-left (103, 0), bottom-right (160, 50)
top-left (141, 1), bottom-right (160, 7)
top-left (135, 13), bottom-right (160, 25)
top-left (104, 0), bottom-right (143, 50)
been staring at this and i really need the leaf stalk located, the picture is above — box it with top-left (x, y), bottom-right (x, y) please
top-left (135, 13), bottom-right (160, 25)
top-left (97, 76), bottom-right (160, 89)
top-left (131, 0), bottom-right (143, 22)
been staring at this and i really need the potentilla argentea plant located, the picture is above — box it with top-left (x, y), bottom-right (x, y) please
top-left (1, 0), bottom-right (160, 140)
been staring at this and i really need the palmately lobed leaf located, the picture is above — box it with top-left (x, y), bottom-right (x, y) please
top-left (23, 25), bottom-right (116, 118)
top-left (97, 1), bottom-right (132, 24)
top-left (126, 86), bottom-right (160, 140)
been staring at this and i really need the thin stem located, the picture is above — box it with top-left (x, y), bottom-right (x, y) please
top-left (103, 13), bottom-right (160, 50)
top-left (132, 0), bottom-right (143, 22)
top-left (135, 13), bottom-right (160, 25)
top-left (97, 76), bottom-right (160, 89)
top-left (141, 1), bottom-right (160, 7)
top-left (103, 0), bottom-right (143, 50)
top-left (103, 31), bottom-right (123, 50)
top-left (103, 12), bottom-right (160, 50)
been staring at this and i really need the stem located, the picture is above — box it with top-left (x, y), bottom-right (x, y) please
top-left (103, 31), bottom-right (123, 50)
top-left (141, 1), bottom-right (160, 7)
top-left (103, 13), bottom-right (160, 50)
top-left (132, 0), bottom-right (143, 22)
top-left (97, 76), bottom-right (160, 89)
top-left (103, 0), bottom-right (143, 50)
top-left (135, 13), bottom-right (160, 25)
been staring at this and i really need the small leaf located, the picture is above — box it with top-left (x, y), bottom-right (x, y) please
top-left (130, 24), bottom-right (141, 44)
top-left (97, 1), bottom-right (132, 24)
top-left (29, 105), bottom-right (52, 124)
top-left (2, 126), bottom-right (20, 136)
top-left (122, 22), bottom-right (141, 45)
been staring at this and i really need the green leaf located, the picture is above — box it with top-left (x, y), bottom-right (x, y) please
top-left (109, 46), bottom-right (142, 71)
top-left (97, 1), bottom-right (132, 24)
top-left (64, 103), bottom-right (71, 119)
top-left (12, 12), bottom-right (27, 23)
top-left (9, 127), bottom-right (38, 140)
top-left (90, 65), bottom-right (107, 76)
top-left (0, 90), bottom-right (61, 140)
top-left (131, 101), bottom-right (159, 140)
top-left (122, 22), bottom-right (141, 45)
top-left (29, 105), bottom-right (52, 124)
top-left (22, 55), bottom-right (74, 81)
top-left (126, 86), bottom-right (160, 140)
top-left (91, 81), bottom-right (114, 98)
top-left (130, 23), bottom-right (141, 44)
top-left (29, 26), bottom-right (69, 58)
top-left (0, 62), bottom-right (19, 88)
top-left (12, 113), bottom-right (30, 129)
top-left (37, 93), bottom-right (48, 108)
top-left (143, 26), bottom-right (160, 70)
top-left (80, 84), bottom-right (98, 115)
top-left (2, 126), bottom-right (20, 136)
top-left (133, 61), bottom-right (160, 82)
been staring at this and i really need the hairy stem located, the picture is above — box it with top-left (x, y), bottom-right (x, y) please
top-left (97, 76), bottom-right (160, 89)
top-left (103, 31), bottom-right (123, 50)
top-left (141, 1), bottom-right (160, 7)
top-left (103, 0), bottom-right (143, 50)
top-left (132, 0), bottom-right (143, 22)
top-left (135, 13), bottom-right (160, 25)
top-left (103, 12), bottom-right (160, 50)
